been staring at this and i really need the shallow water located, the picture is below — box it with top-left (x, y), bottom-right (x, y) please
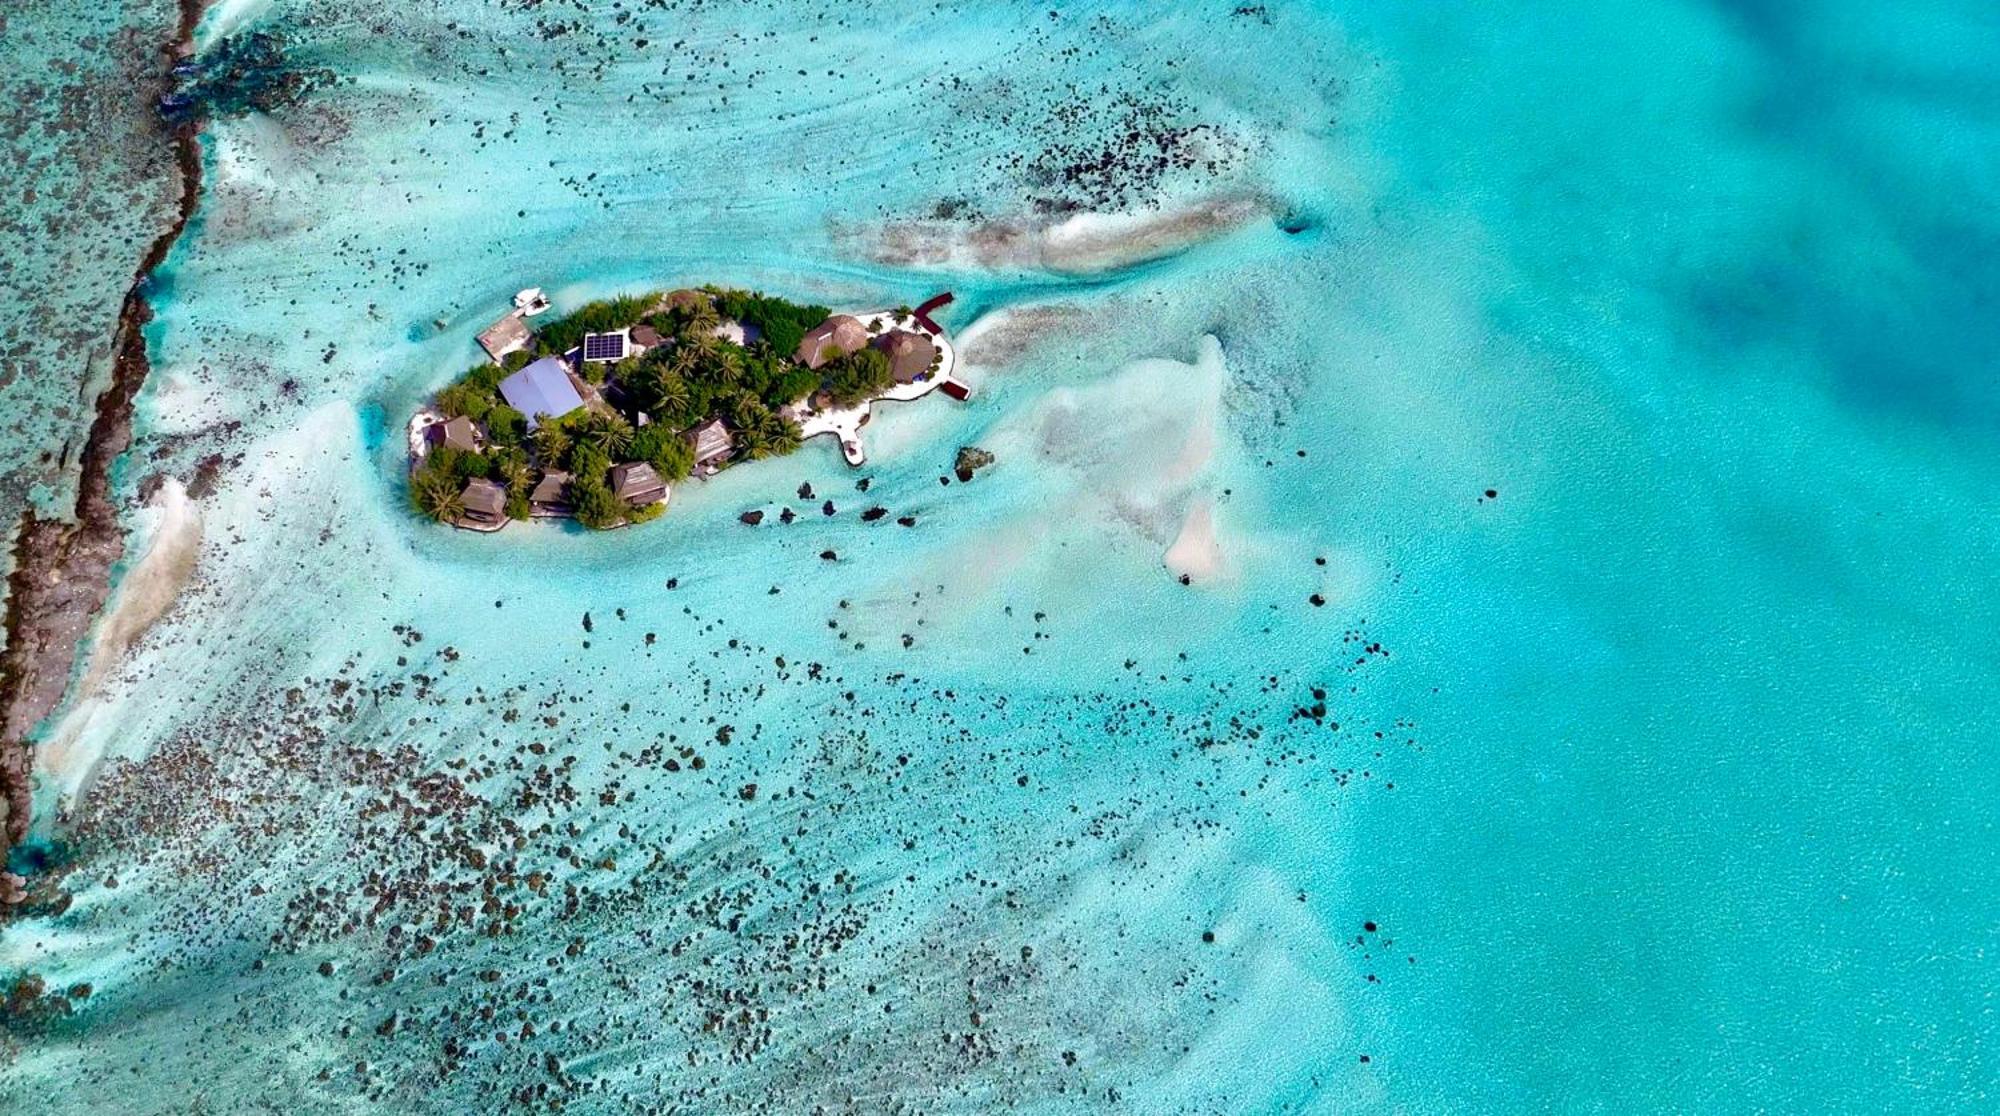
top-left (0, 0), bottom-right (181, 521)
top-left (2, 0), bottom-right (1996, 1111)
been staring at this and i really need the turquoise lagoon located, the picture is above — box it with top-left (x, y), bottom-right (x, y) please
top-left (0, 0), bottom-right (1995, 1112)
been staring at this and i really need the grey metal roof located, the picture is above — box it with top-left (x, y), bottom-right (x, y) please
top-left (498, 358), bottom-right (585, 428)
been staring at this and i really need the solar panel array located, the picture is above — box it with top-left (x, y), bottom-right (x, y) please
top-left (582, 333), bottom-right (626, 362)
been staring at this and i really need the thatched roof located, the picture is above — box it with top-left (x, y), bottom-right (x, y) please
top-left (872, 330), bottom-right (937, 384)
top-left (430, 415), bottom-right (480, 453)
top-left (530, 470), bottom-right (570, 505)
top-left (461, 478), bottom-right (506, 520)
top-left (661, 289), bottom-right (709, 313)
top-left (629, 324), bottom-right (663, 349)
top-left (685, 418), bottom-right (733, 464)
top-left (794, 315), bottom-right (868, 369)
top-left (610, 462), bottom-right (668, 504)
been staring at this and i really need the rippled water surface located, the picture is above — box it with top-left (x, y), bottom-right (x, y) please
top-left (1, 1), bottom-right (1996, 1111)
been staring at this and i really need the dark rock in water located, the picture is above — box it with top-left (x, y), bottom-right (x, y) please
top-left (856, 477), bottom-right (872, 492)
top-left (797, 482), bottom-right (814, 500)
top-left (779, 508), bottom-right (796, 524)
top-left (954, 446), bottom-right (995, 482)
top-left (860, 507), bottom-right (888, 522)
top-left (185, 453), bottom-right (232, 499)
top-left (158, 32), bottom-right (333, 125)
top-left (821, 500), bottom-right (836, 517)
top-left (896, 515), bottom-right (917, 527)
top-left (819, 550), bottom-right (838, 561)
top-left (739, 510), bottom-right (764, 526)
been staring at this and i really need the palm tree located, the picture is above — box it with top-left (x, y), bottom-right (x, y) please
top-left (532, 421), bottom-right (571, 465)
top-left (576, 412), bottom-right (633, 458)
top-left (728, 404), bottom-right (797, 461)
top-left (410, 469), bottom-right (464, 523)
top-left (734, 422), bottom-right (771, 461)
top-left (668, 342), bottom-right (704, 381)
top-left (759, 411), bottom-right (802, 458)
top-left (686, 300), bottom-right (721, 337)
top-left (648, 372), bottom-right (691, 419)
top-left (707, 344), bottom-right (744, 387)
top-left (495, 456), bottom-right (532, 496)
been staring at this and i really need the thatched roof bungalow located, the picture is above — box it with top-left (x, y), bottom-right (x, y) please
top-left (428, 415), bottom-right (481, 454)
top-left (871, 330), bottom-right (938, 384)
top-left (610, 462), bottom-right (668, 506)
top-left (685, 418), bottom-right (733, 467)
top-left (530, 470), bottom-right (571, 516)
top-left (460, 478), bottom-right (507, 527)
top-left (794, 315), bottom-right (868, 369)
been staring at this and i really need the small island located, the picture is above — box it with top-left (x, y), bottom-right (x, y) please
top-left (407, 286), bottom-right (966, 531)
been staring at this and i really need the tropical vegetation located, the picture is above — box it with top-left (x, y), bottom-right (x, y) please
top-left (411, 286), bottom-right (902, 531)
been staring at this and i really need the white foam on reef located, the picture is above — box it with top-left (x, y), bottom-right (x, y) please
top-left (37, 479), bottom-right (203, 798)
top-left (194, 0), bottom-right (277, 49)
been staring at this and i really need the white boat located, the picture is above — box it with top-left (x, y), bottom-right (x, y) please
top-left (513, 287), bottom-right (551, 316)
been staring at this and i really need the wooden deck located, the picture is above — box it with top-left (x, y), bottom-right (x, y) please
top-left (912, 291), bottom-right (954, 336)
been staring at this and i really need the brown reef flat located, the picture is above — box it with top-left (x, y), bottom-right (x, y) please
top-left (0, 0), bottom-right (207, 906)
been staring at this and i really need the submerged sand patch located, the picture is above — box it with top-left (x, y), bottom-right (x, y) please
top-left (851, 194), bottom-right (1270, 276)
top-left (38, 478), bottom-right (204, 797)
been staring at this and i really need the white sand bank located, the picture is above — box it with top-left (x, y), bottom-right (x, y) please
top-left (37, 478), bottom-right (204, 796)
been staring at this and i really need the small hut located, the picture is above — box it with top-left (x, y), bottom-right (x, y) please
top-left (661, 289), bottom-right (709, 314)
top-left (794, 315), bottom-right (869, 369)
top-left (428, 415), bottom-right (481, 454)
top-left (610, 462), bottom-right (668, 506)
top-left (478, 312), bottom-right (531, 362)
top-left (685, 418), bottom-right (733, 468)
top-left (530, 470), bottom-right (572, 517)
top-left (629, 323), bottom-right (664, 350)
top-left (460, 478), bottom-right (507, 528)
top-left (871, 330), bottom-right (938, 384)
